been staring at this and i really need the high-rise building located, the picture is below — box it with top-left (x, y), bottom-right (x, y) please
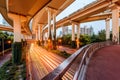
top-left (61, 26), bottom-right (93, 36)
top-left (62, 26), bottom-right (68, 35)
top-left (80, 26), bottom-right (93, 36)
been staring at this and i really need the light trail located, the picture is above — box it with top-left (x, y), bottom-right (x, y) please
top-left (28, 43), bottom-right (74, 80)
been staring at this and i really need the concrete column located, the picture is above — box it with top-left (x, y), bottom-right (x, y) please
top-left (8, 14), bottom-right (21, 42)
top-left (21, 34), bottom-right (25, 41)
top-left (53, 13), bottom-right (57, 49)
top-left (77, 24), bottom-right (80, 48)
top-left (53, 13), bottom-right (56, 40)
top-left (35, 29), bottom-right (38, 40)
top-left (47, 8), bottom-right (52, 39)
top-left (111, 5), bottom-right (119, 44)
top-left (72, 23), bottom-right (75, 41)
top-left (38, 24), bottom-right (41, 40)
top-left (105, 18), bottom-right (110, 40)
top-left (14, 16), bottom-right (21, 42)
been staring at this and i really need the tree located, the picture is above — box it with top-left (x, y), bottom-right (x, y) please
top-left (90, 29), bottom-right (106, 43)
top-left (61, 34), bottom-right (72, 45)
top-left (80, 34), bottom-right (91, 46)
top-left (98, 30), bottom-right (106, 41)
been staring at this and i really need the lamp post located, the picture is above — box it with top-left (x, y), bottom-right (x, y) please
top-left (58, 39), bottom-right (62, 48)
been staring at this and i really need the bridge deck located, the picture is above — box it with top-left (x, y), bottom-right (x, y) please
top-left (86, 45), bottom-right (120, 80)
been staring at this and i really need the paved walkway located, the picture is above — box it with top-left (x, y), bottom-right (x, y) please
top-left (57, 46), bottom-right (77, 54)
top-left (28, 44), bottom-right (74, 80)
top-left (0, 51), bottom-right (12, 67)
top-left (86, 45), bottom-right (120, 80)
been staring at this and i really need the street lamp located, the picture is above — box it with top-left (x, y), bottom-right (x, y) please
top-left (8, 40), bottom-right (11, 44)
top-left (58, 39), bottom-right (62, 48)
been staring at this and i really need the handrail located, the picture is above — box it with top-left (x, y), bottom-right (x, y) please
top-left (41, 44), bottom-right (90, 80)
top-left (73, 41), bottom-right (113, 80)
top-left (0, 48), bottom-right (12, 55)
top-left (41, 41), bottom-right (113, 80)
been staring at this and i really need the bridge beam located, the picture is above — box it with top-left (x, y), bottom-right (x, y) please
top-left (105, 18), bottom-right (110, 40)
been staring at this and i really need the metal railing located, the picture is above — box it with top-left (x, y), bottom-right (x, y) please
top-left (41, 41), bottom-right (113, 80)
top-left (73, 41), bottom-right (113, 80)
top-left (0, 48), bottom-right (11, 55)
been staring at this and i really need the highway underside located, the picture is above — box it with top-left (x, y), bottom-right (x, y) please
top-left (86, 45), bottom-right (120, 80)
top-left (28, 44), bottom-right (74, 80)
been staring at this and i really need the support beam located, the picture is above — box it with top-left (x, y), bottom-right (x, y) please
top-left (38, 24), bottom-right (41, 41)
top-left (53, 13), bottom-right (57, 49)
top-left (72, 23), bottom-right (75, 41)
top-left (47, 8), bottom-right (52, 40)
top-left (35, 28), bottom-right (38, 40)
top-left (77, 24), bottom-right (80, 48)
top-left (71, 23), bottom-right (76, 48)
top-left (111, 5), bottom-right (120, 44)
top-left (21, 34), bottom-right (25, 41)
top-left (105, 18), bottom-right (110, 40)
top-left (8, 13), bottom-right (21, 42)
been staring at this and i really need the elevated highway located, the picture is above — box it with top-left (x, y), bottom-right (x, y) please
top-left (32, 0), bottom-right (75, 34)
top-left (0, 24), bottom-right (13, 32)
top-left (43, 0), bottom-right (120, 32)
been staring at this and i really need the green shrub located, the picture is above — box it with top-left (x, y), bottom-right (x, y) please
top-left (0, 59), bottom-right (26, 80)
top-left (51, 50), bottom-right (71, 58)
top-left (12, 42), bottom-right (22, 65)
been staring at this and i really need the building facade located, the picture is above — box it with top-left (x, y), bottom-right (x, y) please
top-left (80, 26), bottom-right (93, 36)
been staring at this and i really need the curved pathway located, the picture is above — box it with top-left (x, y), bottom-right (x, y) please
top-left (86, 45), bottom-right (120, 80)
top-left (28, 44), bottom-right (74, 80)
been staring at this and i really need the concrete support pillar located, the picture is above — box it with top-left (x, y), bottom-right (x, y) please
top-left (105, 18), bottom-right (110, 40)
top-left (47, 8), bottom-right (52, 40)
top-left (72, 23), bottom-right (75, 41)
top-left (8, 13), bottom-right (21, 42)
top-left (38, 24), bottom-right (41, 41)
top-left (111, 5), bottom-right (119, 44)
top-left (35, 29), bottom-right (38, 40)
top-left (71, 23), bottom-right (76, 48)
top-left (53, 13), bottom-right (57, 49)
top-left (77, 24), bottom-right (80, 48)
top-left (21, 34), bottom-right (25, 41)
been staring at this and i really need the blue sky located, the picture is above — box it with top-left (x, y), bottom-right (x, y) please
top-left (56, 0), bottom-right (109, 35)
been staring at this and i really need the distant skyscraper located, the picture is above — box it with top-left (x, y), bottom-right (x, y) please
top-left (61, 26), bottom-right (93, 36)
top-left (62, 26), bottom-right (68, 35)
top-left (80, 26), bottom-right (93, 36)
